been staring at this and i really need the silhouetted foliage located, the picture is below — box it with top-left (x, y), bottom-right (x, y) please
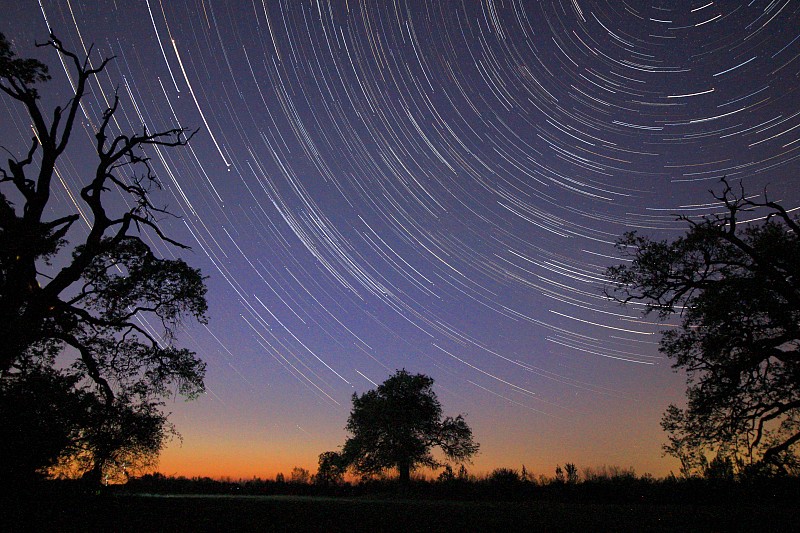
top-left (437, 464), bottom-right (456, 482)
top-left (704, 454), bottom-right (736, 481)
top-left (488, 467), bottom-right (521, 484)
top-left (55, 397), bottom-right (172, 485)
top-left (1, 351), bottom-right (172, 485)
top-left (564, 462), bottom-right (579, 484)
top-left (582, 465), bottom-right (636, 483)
top-left (2, 347), bottom-right (174, 485)
top-left (315, 451), bottom-right (347, 485)
top-left (117, 464), bottom-right (800, 517)
top-left (0, 356), bottom-right (84, 483)
top-left (290, 466), bottom-right (311, 484)
top-left (7, 475), bottom-right (800, 533)
top-left (606, 178), bottom-right (800, 475)
top-left (337, 369), bottom-right (478, 484)
top-left (554, 465), bottom-right (565, 483)
top-left (0, 33), bottom-right (206, 484)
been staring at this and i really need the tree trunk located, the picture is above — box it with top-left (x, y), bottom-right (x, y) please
top-left (82, 463), bottom-right (104, 489)
top-left (398, 460), bottom-right (410, 484)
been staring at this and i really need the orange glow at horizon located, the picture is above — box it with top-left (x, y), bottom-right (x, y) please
top-left (153, 391), bottom-right (683, 481)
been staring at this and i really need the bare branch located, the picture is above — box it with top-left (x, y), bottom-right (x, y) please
top-left (58, 332), bottom-right (115, 404)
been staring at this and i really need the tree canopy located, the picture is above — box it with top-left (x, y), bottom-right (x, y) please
top-left (335, 369), bottom-right (478, 484)
top-left (315, 451), bottom-right (347, 486)
top-left (0, 356), bottom-right (85, 483)
top-left (605, 179), bottom-right (800, 475)
top-left (0, 33), bottom-right (207, 483)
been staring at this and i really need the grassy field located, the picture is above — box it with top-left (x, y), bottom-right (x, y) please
top-left (4, 493), bottom-right (799, 532)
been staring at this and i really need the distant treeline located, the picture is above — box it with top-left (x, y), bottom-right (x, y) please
top-left (119, 466), bottom-right (800, 506)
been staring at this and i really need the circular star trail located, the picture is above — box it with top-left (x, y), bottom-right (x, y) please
top-left (2, 0), bottom-right (799, 475)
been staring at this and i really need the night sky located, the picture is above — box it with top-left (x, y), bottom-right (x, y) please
top-left (2, 0), bottom-right (799, 478)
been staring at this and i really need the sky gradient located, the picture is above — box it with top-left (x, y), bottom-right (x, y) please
top-left (2, 0), bottom-right (799, 479)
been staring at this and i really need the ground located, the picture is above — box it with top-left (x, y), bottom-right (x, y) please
top-left (3, 493), bottom-right (798, 532)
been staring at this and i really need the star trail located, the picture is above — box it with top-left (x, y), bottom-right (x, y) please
top-left (2, 0), bottom-right (798, 477)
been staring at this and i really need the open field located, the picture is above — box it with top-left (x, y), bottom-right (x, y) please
top-left (4, 493), bottom-right (799, 532)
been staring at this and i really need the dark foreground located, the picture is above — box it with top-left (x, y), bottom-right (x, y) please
top-left (3, 492), bottom-right (799, 532)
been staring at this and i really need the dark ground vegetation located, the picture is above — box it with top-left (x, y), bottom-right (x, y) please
top-left (4, 474), bottom-right (800, 532)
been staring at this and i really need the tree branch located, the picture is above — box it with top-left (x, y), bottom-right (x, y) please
top-left (58, 331), bottom-right (115, 404)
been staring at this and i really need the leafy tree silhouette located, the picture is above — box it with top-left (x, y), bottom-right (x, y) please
top-left (606, 178), bottom-right (800, 475)
top-left (1, 347), bottom-right (172, 486)
top-left (0, 355), bottom-right (84, 484)
top-left (315, 451), bottom-right (347, 486)
top-left (337, 369), bottom-right (478, 484)
top-left (53, 395), bottom-right (173, 485)
top-left (290, 466), bottom-right (311, 484)
top-left (0, 33), bottom-right (207, 484)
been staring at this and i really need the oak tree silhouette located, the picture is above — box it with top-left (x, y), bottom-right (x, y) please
top-left (0, 33), bottom-right (207, 483)
top-left (606, 178), bottom-right (800, 475)
top-left (337, 369), bottom-right (478, 484)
